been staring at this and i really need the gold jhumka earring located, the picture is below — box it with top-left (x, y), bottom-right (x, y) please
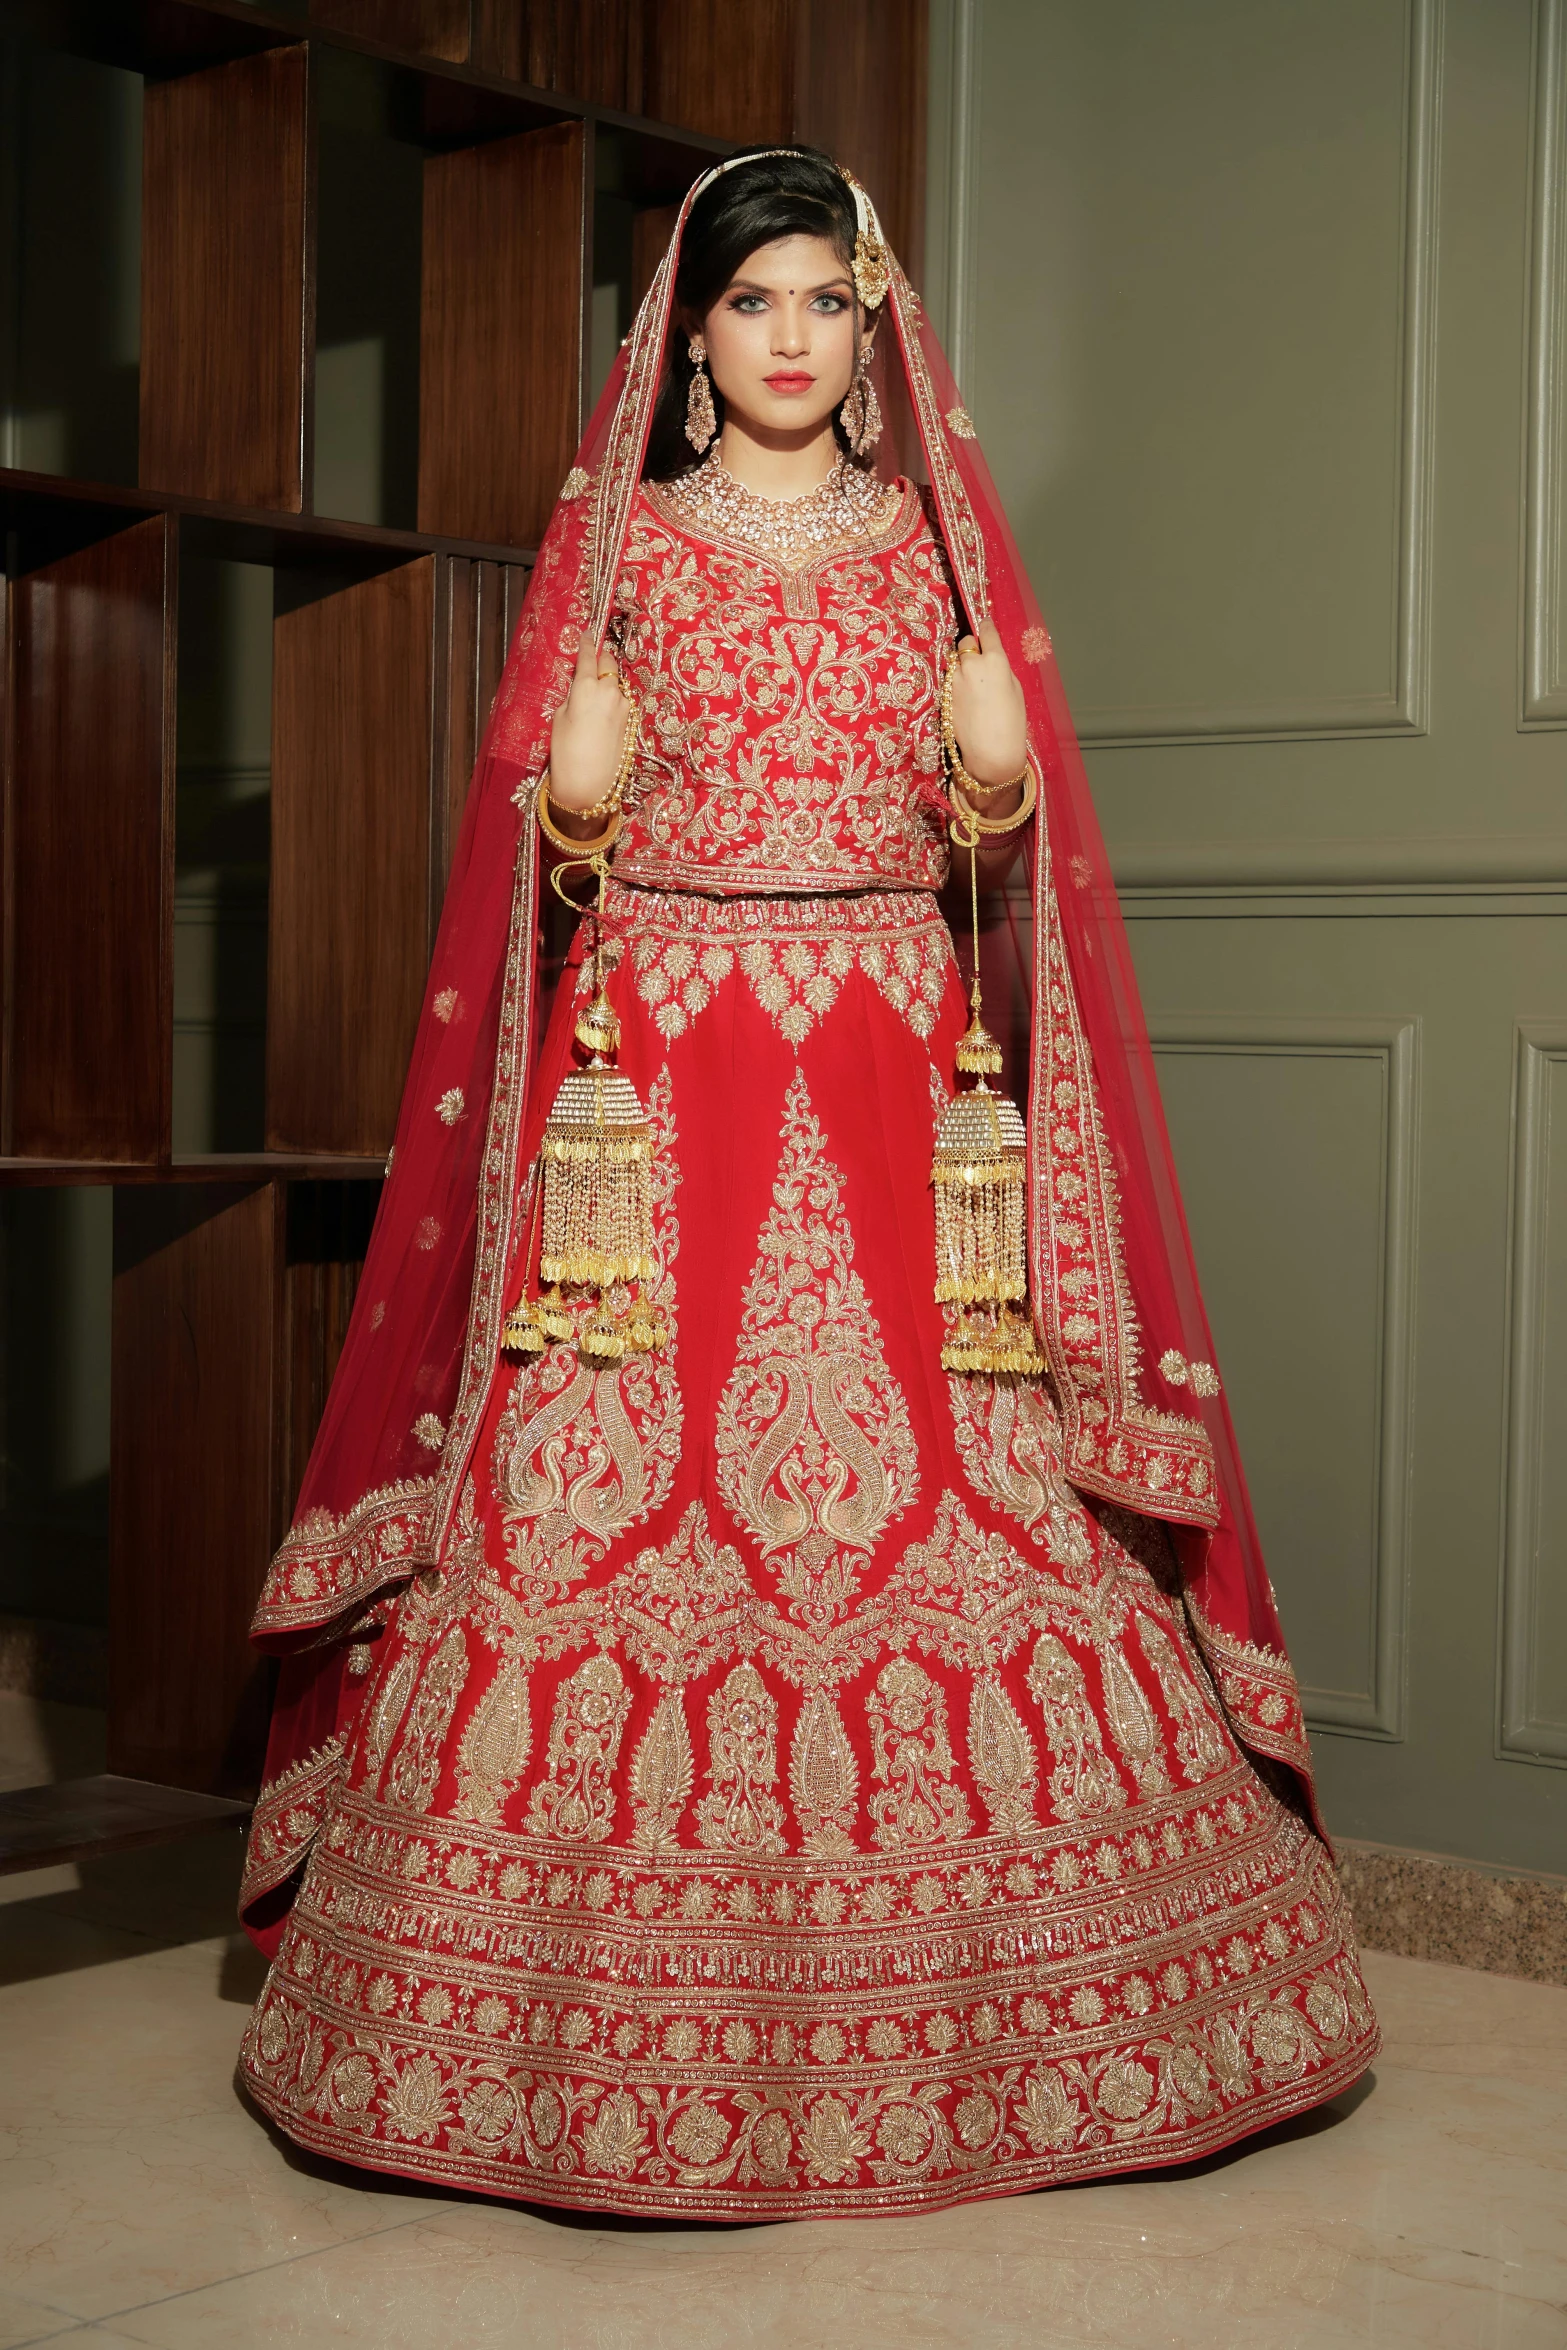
top-left (839, 344), bottom-right (882, 456)
top-left (932, 651), bottom-right (1043, 1376)
top-left (504, 692), bottom-right (664, 1364)
top-left (685, 334), bottom-right (716, 452)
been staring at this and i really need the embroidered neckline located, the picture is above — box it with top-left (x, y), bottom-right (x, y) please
top-left (649, 452), bottom-right (906, 573)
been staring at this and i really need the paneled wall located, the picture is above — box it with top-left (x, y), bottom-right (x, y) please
top-left (931, 0), bottom-right (1567, 1872)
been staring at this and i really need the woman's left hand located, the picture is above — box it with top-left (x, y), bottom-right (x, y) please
top-left (946, 617), bottom-right (1028, 787)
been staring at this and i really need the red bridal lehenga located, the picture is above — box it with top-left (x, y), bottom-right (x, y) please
top-left (235, 166), bottom-right (1377, 2219)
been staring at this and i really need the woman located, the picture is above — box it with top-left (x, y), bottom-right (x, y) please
top-left (237, 149), bottom-right (1377, 2218)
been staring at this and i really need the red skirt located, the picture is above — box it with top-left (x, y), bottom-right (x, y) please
top-left (239, 881), bottom-right (1377, 2218)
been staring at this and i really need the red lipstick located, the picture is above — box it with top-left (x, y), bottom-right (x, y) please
top-left (764, 371), bottom-right (815, 393)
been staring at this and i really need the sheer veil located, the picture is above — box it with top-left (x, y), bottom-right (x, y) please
top-left (242, 157), bottom-right (1318, 1938)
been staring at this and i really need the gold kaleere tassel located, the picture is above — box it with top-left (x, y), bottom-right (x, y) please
top-left (502, 709), bottom-right (664, 1362)
top-left (933, 649), bottom-right (1044, 1378)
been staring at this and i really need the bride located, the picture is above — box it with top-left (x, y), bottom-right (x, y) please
top-left (235, 146), bottom-right (1377, 2217)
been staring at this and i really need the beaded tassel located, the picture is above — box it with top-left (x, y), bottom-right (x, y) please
top-left (933, 705), bottom-right (1044, 1379)
top-left (933, 991), bottom-right (1044, 1375)
top-left (502, 805), bottom-right (663, 1363)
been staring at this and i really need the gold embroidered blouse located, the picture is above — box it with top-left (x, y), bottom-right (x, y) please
top-left (608, 456), bottom-right (960, 896)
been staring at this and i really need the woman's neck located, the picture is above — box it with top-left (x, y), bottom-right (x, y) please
top-left (716, 417), bottom-right (839, 500)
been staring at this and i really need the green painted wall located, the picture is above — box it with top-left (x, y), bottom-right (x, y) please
top-left (930, 0), bottom-right (1567, 1873)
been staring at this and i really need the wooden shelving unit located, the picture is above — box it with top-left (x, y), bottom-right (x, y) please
top-left (0, 0), bottom-right (925, 1868)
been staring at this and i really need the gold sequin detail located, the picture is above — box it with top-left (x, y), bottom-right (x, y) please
top-left (525, 1655), bottom-right (632, 1844)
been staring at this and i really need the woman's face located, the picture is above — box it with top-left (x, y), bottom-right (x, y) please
top-left (700, 233), bottom-right (863, 443)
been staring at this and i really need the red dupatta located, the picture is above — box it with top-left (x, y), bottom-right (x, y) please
top-left (242, 161), bottom-right (1316, 1940)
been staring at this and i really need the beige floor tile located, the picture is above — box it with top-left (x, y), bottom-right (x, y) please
top-left (0, 2284), bottom-right (86, 2350)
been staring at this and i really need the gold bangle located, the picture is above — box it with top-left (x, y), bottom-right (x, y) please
top-left (939, 652), bottom-right (1029, 800)
top-left (950, 760), bottom-right (1037, 836)
top-left (545, 766), bottom-right (619, 824)
top-left (537, 780), bottom-right (622, 858)
top-left (538, 681), bottom-right (641, 828)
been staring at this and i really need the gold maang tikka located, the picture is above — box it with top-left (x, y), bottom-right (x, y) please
top-left (932, 649), bottom-right (1043, 1377)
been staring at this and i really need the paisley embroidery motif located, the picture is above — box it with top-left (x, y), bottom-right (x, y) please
top-left (384, 1622), bottom-right (470, 1815)
top-left (789, 1688), bottom-right (860, 1855)
top-left (694, 1661), bottom-right (788, 1855)
top-left (948, 1375), bottom-right (1095, 1568)
top-left (866, 1656), bottom-right (972, 1849)
top-left (452, 1656), bottom-right (532, 1827)
top-left (967, 1675), bottom-right (1039, 1834)
top-left (628, 1689), bottom-right (695, 1852)
top-left (525, 1655), bottom-right (632, 1844)
top-left (716, 1069), bottom-right (918, 1618)
top-left (1137, 1609), bottom-right (1232, 1784)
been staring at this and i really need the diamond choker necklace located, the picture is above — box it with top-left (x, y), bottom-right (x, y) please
top-left (657, 451), bottom-right (899, 570)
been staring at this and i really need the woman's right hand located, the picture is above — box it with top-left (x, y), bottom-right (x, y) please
top-left (548, 631), bottom-right (632, 815)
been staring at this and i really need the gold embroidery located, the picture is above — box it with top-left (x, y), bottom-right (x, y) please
top-left (363, 1649), bottom-right (418, 1782)
top-left (1097, 1639), bottom-right (1170, 1802)
top-left (254, 1476), bottom-right (436, 1640)
top-left (789, 1688), bottom-right (859, 1855)
top-left (945, 404), bottom-right (977, 438)
top-left (609, 494), bottom-right (956, 893)
top-left (436, 1088), bottom-right (464, 1126)
top-left (412, 1414), bottom-right (446, 1451)
top-left (242, 1758), bottom-right (1378, 2218)
top-left (1136, 1609), bottom-right (1231, 1784)
top-left (886, 1490), bottom-right (1034, 1670)
top-left (240, 1734), bottom-right (345, 1909)
top-left (967, 1675), bottom-right (1038, 1833)
top-left (628, 1688), bottom-right (694, 1852)
top-left (866, 1656), bottom-right (972, 1848)
top-left (452, 1656), bottom-right (532, 1827)
top-left (716, 1069), bottom-right (918, 1610)
top-left (385, 1622), bottom-right (470, 1814)
top-left (1025, 1632), bottom-right (1125, 1821)
top-left (600, 883), bottom-right (956, 1046)
top-left (1020, 625), bottom-right (1052, 663)
top-left (947, 1375), bottom-right (1095, 1567)
top-left (494, 1067), bottom-right (681, 1572)
top-left (694, 1661), bottom-right (788, 1856)
top-left (525, 1655), bottom-right (632, 1843)
top-left (613, 1501), bottom-right (756, 1686)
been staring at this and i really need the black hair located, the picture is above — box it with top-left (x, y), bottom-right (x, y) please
top-left (642, 145), bottom-right (864, 483)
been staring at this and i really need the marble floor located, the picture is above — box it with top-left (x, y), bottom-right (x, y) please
top-left (0, 1692), bottom-right (1563, 2349)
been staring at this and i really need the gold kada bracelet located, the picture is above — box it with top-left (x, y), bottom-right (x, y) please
top-left (951, 760), bottom-right (1037, 835)
top-left (536, 681), bottom-right (639, 852)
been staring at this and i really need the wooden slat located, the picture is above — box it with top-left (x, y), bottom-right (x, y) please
top-left (5, 514), bottom-right (173, 1161)
top-left (0, 1774), bottom-right (249, 1876)
top-left (793, 0), bottom-right (926, 268)
top-left (140, 44), bottom-right (311, 511)
top-left (485, 0), bottom-right (646, 110)
top-left (645, 0), bottom-right (794, 144)
top-left (308, 0), bottom-right (468, 58)
top-left (109, 1183), bottom-right (283, 1794)
top-left (431, 553), bottom-right (523, 908)
top-left (267, 559), bottom-right (435, 1154)
top-left (419, 121), bottom-right (584, 548)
